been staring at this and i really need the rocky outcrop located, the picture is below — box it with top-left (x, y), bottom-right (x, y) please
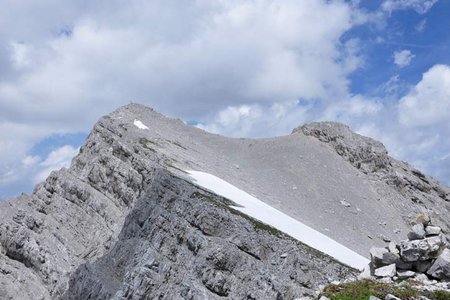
top-left (294, 122), bottom-right (391, 174)
top-left (62, 169), bottom-right (353, 299)
top-left (0, 112), bottom-right (164, 299)
top-left (294, 122), bottom-right (450, 202)
top-left (363, 217), bottom-right (450, 282)
top-left (293, 122), bottom-right (450, 246)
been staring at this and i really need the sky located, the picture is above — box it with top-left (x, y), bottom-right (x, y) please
top-left (0, 0), bottom-right (449, 200)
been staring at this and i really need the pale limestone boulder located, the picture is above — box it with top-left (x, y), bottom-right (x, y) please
top-left (427, 248), bottom-right (450, 280)
top-left (374, 264), bottom-right (396, 277)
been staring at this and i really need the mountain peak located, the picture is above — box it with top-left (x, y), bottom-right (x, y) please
top-left (1, 104), bottom-right (449, 299)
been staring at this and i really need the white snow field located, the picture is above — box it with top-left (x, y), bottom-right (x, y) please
top-left (187, 170), bottom-right (370, 270)
top-left (134, 119), bottom-right (149, 130)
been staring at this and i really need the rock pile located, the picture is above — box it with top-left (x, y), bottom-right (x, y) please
top-left (362, 216), bottom-right (450, 281)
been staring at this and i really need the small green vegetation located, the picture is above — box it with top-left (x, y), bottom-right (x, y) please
top-left (190, 191), bottom-right (234, 207)
top-left (321, 280), bottom-right (450, 300)
top-left (188, 188), bottom-right (347, 266)
top-left (228, 206), bottom-right (284, 238)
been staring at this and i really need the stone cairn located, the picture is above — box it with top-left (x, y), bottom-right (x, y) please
top-left (361, 215), bottom-right (450, 281)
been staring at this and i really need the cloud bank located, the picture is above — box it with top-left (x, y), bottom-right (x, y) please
top-left (0, 0), bottom-right (448, 198)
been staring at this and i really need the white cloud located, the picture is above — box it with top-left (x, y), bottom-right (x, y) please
top-left (33, 145), bottom-right (79, 184)
top-left (197, 101), bottom-right (310, 138)
top-left (415, 19), bottom-right (427, 32)
top-left (22, 155), bottom-right (41, 168)
top-left (382, 0), bottom-right (438, 14)
top-left (198, 94), bottom-right (384, 139)
top-left (0, 1), bottom-right (449, 197)
top-left (320, 95), bottom-right (383, 122)
top-left (0, 0), bottom-right (370, 196)
top-left (349, 65), bottom-right (450, 186)
top-left (0, 1), bottom-right (363, 125)
top-left (399, 64), bottom-right (450, 127)
top-left (393, 50), bottom-right (415, 67)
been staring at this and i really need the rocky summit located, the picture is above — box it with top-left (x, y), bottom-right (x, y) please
top-left (1, 104), bottom-right (450, 299)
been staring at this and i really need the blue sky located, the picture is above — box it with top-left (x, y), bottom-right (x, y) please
top-left (0, 0), bottom-right (449, 199)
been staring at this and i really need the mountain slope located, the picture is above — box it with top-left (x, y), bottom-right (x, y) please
top-left (0, 103), bottom-right (449, 299)
top-left (62, 169), bottom-right (352, 299)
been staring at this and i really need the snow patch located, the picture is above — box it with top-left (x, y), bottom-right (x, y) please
top-left (187, 170), bottom-right (370, 270)
top-left (134, 119), bottom-right (149, 130)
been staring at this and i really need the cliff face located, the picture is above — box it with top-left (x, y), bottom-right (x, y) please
top-left (0, 110), bottom-right (162, 299)
top-left (62, 170), bottom-right (351, 299)
top-left (0, 104), bottom-right (449, 299)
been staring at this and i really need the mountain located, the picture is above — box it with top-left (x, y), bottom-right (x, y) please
top-left (0, 103), bottom-right (449, 299)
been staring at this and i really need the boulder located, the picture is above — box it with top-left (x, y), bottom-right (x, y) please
top-left (382, 252), bottom-right (399, 265)
top-left (358, 264), bottom-right (373, 280)
top-left (374, 264), bottom-right (396, 278)
top-left (388, 242), bottom-right (399, 255)
top-left (370, 247), bottom-right (389, 267)
top-left (427, 248), bottom-right (450, 280)
top-left (396, 270), bottom-right (415, 279)
top-left (414, 273), bottom-right (429, 282)
top-left (400, 235), bottom-right (444, 262)
top-left (407, 223), bottom-right (426, 240)
top-left (385, 294), bottom-right (401, 300)
top-left (394, 259), bottom-right (413, 270)
top-left (413, 260), bottom-right (432, 273)
top-left (425, 226), bottom-right (442, 236)
top-left (369, 296), bottom-right (381, 300)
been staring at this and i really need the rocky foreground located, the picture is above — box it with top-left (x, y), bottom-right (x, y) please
top-left (1, 104), bottom-right (450, 299)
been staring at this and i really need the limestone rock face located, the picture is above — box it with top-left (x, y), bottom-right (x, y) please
top-left (0, 112), bottom-right (161, 299)
top-left (294, 122), bottom-right (390, 174)
top-left (61, 170), bottom-right (352, 299)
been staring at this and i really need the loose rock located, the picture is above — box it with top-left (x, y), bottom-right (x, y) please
top-left (400, 235), bottom-right (443, 262)
top-left (425, 226), bottom-right (442, 236)
top-left (396, 270), bottom-right (415, 279)
top-left (382, 252), bottom-right (400, 265)
top-left (427, 248), bottom-right (450, 280)
top-left (374, 264), bottom-right (396, 278)
top-left (371, 247), bottom-right (389, 267)
top-left (407, 223), bottom-right (426, 241)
